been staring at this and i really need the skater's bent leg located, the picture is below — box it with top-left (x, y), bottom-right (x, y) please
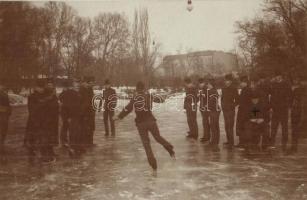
top-left (149, 121), bottom-right (174, 153)
top-left (137, 123), bottom-right (157, 170)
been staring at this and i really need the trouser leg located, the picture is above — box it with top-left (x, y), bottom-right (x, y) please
top-left (79, 114), bottom-right (91, 147)
top-left (103, 111), bottom-right (109, 135)
top-left (61, 116), bottom-right (69, 145)
top-left (149, 121), bottom-right (174, 154)
top-left (80, 116), bottom-right (90, 148)
top-left (201, 111), bottom-right (210, 141)
top-left (210, 112), bottom-right (220, 146)
top-left (229, 111), bottom-right (235, 146)
top-left (236, 123), bottom-right (245, 145)
top-left (291, 111), bottom-right (301, 151)
top-left (109, 111), bottom-right (115, 135)
top-left (89, 130), bottom-right (94, 145)
top-left (223, 112), bottom-right (229, 143)
top-left (67, 118), bottom-right (73, 146)
top-left (252, 128), bottom-right (261, 150)
top-left (291, 122), bottom-right (299, 151)
top-left (137, 122), bottom-right (157, 170)
top-left (270, 111), bottom-right (280, 146)
top-left (236, 110), bottom-right (247, 145)
top-left (193, 111), bottom-right (198, 139)
top-left (244, 122), bottom-right (253, 151)
top-left (24, 118), bottom-right (31, 145)
top-left (280, 110), bottom-right (289, 149)
top-left (186, 110), bottom-right (193, 135)
top-left (27, 131), bottom-right (36, 156)
top-left (0, 115), bottom-right (8, 155)
top-left (223, 110), bottom-right (235, 146)
top-left (262, 123), bottom-right (270, 150)
top-left (186, 110), bottom-right (198, 139)
top-left (88, 112), bottom-right (95, 144)
top-left (69, 116), bottom-right (82, 153)
top-left (40, 130), bottom-right (52, 161)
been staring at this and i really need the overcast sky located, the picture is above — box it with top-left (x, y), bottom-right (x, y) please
top-left (35, 0), bottom-right (263, 55)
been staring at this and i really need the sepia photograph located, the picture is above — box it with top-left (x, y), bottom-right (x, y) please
top-left (0, 0), bottom-right (307, 199)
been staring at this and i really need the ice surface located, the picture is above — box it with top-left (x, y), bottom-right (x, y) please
top-left (0, 97), bottom-right (307, 200)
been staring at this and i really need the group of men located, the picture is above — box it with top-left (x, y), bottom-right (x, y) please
top-left (0, 72), bottom-right (305, 169)
top-left (0, 78), bottom-right (174, 170)
top-left (0, 76), bottom-right (122, 164)
top-left (23, 77), bottom-right (96, 163)
top-left (183, 72), bottom-right (305, 154)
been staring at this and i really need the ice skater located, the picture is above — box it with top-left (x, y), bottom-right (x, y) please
top-left (114, 81), bottom-right (175, 171)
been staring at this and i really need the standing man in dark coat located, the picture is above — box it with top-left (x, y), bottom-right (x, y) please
top-left (68, 81), bottom-right (83, 157)
top-left (114, 81), bottom-right (175, 171)
top-left (184, 78), bottom-right (198, 140)
top-left (87, 77), bottom-right (96, 145)
top-left (102, 79), bottom-right (117, 136)
top-left (199, 78), bottom-right (221, 151)
top-left (41, 79), bottom-right (59, 160)
top-left (0, 80), bottom-right (11, 161)
top-left (59, 80), bottom-right (73, 147)
top-left (198, 78), bottom-right (211, 143)
top-left (289, 76), bottom-right (304, 154)
top-left (235, 76), bottom-right (252, 149)
top-left (270, 72), bottom-right (292, 152)
top-left (46, 80), bottom-right (59, 146)
top-left (256, 74), bottom-right (271, 150)
top-left (221, 74), bottom-right (239, 149)
top-left (80, 77), bottom-right (95, 147)
top-left (26, 79), bottom-right (46, 162)
top-left (256, 74), bottom-right (271, 112)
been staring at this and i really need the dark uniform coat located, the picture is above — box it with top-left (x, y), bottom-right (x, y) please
top-left (42, 90), bottom-right (59, 145)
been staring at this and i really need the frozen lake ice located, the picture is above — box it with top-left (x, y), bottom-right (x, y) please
top-left (0, 97), bottom-right (307, 200)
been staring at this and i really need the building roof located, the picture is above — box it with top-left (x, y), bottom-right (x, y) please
top-left (163, 50), bottom-right (232, 62)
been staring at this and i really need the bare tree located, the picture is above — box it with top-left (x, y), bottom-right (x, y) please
top-left (61, 16), bottom-right (95, 78)
top-left (93, 13), bottom-right (130, 82)
top-left (0, 2), bottom-right (45, 90)
top-left (235, 20), bottom-right (259, 69)
top-left (132, 8), bottom-right (161, 86)
top-left (40, 2), bottom-right (76, 77)
top-left (236, 0), bottom-right (307, 75)
top-left (264, 0), bottom-right (307, 54)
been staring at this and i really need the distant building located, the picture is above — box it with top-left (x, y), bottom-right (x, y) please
top-left (157, 50), bottom-right (239, 79)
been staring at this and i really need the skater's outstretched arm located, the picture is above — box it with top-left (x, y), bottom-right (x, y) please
top-left (117, 98), bottom-right (134, 120)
